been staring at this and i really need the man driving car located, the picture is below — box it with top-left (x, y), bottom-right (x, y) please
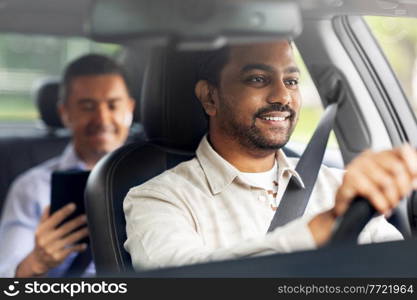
top-left (0, 54), bottom-right (135, 277)
top-left (123, 40), bottom-right (417, 270)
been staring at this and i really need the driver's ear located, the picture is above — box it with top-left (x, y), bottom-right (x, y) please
top-left (195, 80), bottom-right (217, 117)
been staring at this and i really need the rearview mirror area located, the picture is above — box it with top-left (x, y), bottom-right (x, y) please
top-left (87, 0), bottom-right (302, 50)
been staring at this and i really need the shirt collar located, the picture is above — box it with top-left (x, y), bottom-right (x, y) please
top-left (196, 135), bottom-right (305, 195)
top-left (57, 143), bottom-right (88, 171)
top-left (276, 148), bottom-right (305, 189)
top-left (196, 136), bottom-right (239, 195)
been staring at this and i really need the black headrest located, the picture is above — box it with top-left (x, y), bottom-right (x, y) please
top-left (140, 47), bottom-right (208, 152)
top-left (34, 78), bottom-right (64, 129)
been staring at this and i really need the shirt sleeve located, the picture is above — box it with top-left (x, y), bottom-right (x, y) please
top-left (124, 187), bottom-right (317, 271)
top-left (358, 214), bottom-right (403, 244)
top-left (0, 173), bottom-right (46, 277)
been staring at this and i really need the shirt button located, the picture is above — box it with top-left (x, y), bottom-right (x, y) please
top-left (258, 195), bottom-right (267, 203)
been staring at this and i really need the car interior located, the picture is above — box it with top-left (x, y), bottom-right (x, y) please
top-left (0, 79), bottom-right (69, 214)
top-left (1, 0), bottom-right (417, 278)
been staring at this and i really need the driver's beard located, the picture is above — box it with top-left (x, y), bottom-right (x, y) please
top-left (225, 118), bottom-right (292, 150)
top-left (217, 97), bottom-right (294, 151)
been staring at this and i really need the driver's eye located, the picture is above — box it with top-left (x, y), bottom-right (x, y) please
top-left (284, 79), bottom-right (299, 89)
top-left (245, 75), bottom-right (269, 86)
top-left (250, 76), bottom-right (265, 83)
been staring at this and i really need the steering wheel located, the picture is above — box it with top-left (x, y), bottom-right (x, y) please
top-left (327, 196), bottom-right (381, 246)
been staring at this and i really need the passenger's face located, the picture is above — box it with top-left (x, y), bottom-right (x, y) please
top-left (59, 74), bottom-right (135, 160)
top-left (211, 41), bottom-right (301, 150)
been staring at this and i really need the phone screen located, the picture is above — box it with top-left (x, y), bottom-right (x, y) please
top-left (50, 169), bottom-right (90, 243)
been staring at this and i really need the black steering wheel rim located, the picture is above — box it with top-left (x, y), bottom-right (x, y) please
top-left (327, 196), bottom-right (379, 246)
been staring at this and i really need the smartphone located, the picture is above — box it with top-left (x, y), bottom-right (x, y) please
top-left (50, 169), bottom-right (90, 243)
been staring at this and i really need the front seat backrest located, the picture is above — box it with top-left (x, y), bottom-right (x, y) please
top-left (85, 46), bottom-right (204, 275)
top-left (86, 142), bottom-right (194, 275)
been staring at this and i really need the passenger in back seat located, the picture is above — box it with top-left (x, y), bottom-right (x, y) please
top-left (0, 54), bottom-right (135, 277)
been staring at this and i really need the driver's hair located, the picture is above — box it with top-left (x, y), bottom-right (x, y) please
top-left (196, 39), bottom-right (293, 87)
top-left (196, 46), bottom-right (230, 87)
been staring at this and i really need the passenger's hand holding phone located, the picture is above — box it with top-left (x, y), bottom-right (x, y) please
top-left (16, 203), bottom-right (89, 277)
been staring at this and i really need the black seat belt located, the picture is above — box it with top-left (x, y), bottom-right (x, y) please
top-left (268, 78), bottom-right (343, 232)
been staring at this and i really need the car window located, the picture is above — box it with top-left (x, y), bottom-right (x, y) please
top-left (290, 45), bottom-right (339, 153)
top-left (0, 33), bottom-right (119, 133)
top-left (366, 16), bottom-right (417, 116)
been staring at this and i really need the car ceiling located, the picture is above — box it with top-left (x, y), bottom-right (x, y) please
top-left (0, 0), bottom-right (417, 37)
top-left (0, 0), bottom-right (93, 36)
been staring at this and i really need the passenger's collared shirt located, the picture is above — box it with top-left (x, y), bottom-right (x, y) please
top-left (0, 144), bottom-right (95, 277)
top-left (124, 135), bottom-right (402, 271)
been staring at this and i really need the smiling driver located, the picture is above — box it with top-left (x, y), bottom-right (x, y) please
top-left (124, 41), bottom-right (417, 270)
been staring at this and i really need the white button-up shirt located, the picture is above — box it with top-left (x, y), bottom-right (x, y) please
top-left (124, 136), bottom-right (402, 271)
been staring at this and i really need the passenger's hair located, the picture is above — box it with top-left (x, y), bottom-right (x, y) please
top-left (58, 54), bottom-right (131, 104)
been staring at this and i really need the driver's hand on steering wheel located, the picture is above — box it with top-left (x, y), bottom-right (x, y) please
top-left (309, 144), bottom-right (417, 246)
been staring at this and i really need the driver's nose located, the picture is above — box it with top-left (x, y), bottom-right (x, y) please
top-left (266, 80), bottom-right (291, 105)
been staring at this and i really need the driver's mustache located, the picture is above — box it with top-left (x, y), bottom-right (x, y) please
top-left (254, 103), bottom-right (295, 119)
